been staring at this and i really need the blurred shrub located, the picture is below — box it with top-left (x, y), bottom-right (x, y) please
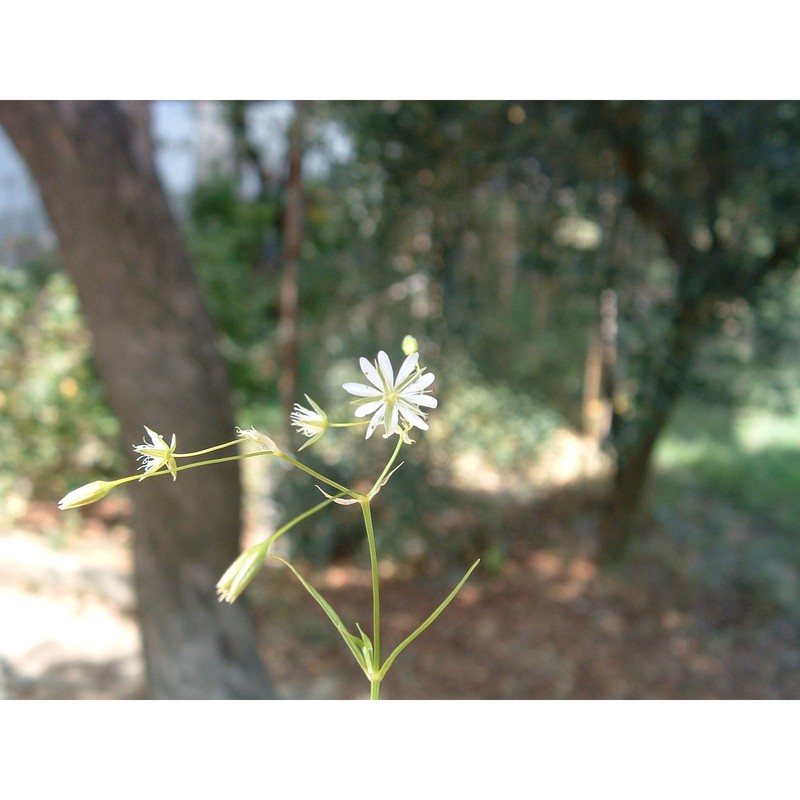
top-left (0, 262), bottom-right (119, 506)
top-left (656, 401), bottom-right (800, 617)
top-left (187, 176), bottom-right (281, 408)
top-left (431, 357), bottom-right (561, 475)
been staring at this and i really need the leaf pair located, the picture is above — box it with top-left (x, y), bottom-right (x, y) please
top-left (270, 554), bottom-right (481, 686)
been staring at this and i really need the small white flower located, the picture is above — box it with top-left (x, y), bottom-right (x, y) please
top-left (236, 426), bottom-right (282, 455)
top-left (343, 350), bottom-right (437, 439)
top-left (133, 426), bottom-right (177, 481)
top-left (290, 395), bottom-right (328, 451)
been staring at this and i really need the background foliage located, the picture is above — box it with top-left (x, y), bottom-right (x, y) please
top-left (3, 100), bottom-right (800, 612)
top-left (0, 259), bottom-right (119, 513)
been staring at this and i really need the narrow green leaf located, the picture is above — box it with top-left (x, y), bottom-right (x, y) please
top-left (355, 623), bottom-right (374, 673)
top-left (269, 555), bottom-right (369, 675)
top-left (378, 559), bottom-right (480, 680)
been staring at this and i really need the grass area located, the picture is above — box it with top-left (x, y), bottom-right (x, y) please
top-left (656, 402), bottom-right (800, 532)
top-left (654, 400), bottom-right (800, 616)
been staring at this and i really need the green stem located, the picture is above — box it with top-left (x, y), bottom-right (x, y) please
top-left (173, 439), bottom-right (242, 458)
top-left (360, 499), bottom-right (381, 699)
top-left (369, 433), bottom-right (406, 497)
top-left (116, 450), bottom-right (271, 486)
top-left (162, 450), bottom-right (268, 473)
top-left (135, 447), bottom-right (358, 501)
top-left (280, 453), bottom-right (359, 497)
top-left (264, 496), bottom-right (339, 550)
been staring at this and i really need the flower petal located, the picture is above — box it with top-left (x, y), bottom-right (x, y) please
top-left (297, 431), bottom-right (324, 451)
top-left (377, 350), bottom-right (394, 388)
top-left (303, 394), bottom-right (327, 417)
top-left (237, 427), bottom-right (281, 454)
top-left (397, 402), bottom-right (429, 430)
top-left (143, 426), bottom-right (162, 446)
top-left (383, 402), bottom-right (399, 436)
top-left (405, 371), bottom-right (435, 394)
top-left (394, 352), bottom-right (419, 387)
top-left (407, 393), bottom-right (438, 408)
top-left (359, 357), bottom-right (384, 391)
top-left (354, 399), bottom-right (386, 418)
top-left (365, 406), bottom-right (385, 439)
top-left (343, 381), bottom-right (382, 398)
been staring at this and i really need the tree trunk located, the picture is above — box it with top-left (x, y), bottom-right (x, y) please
top-left (0, 101), bottom-right (274, 698)
top-left (599, 302), bottom-right (705, 561)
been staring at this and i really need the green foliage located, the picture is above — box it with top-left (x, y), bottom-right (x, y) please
top-left (432, 358), bottom-right (561, 475)
top-left (658, 403), bottom-right (800, 530)
top-left (177, 101), bottom-right (800, 568)
top-left (0, 262), bottom-right (119, 503)
top-left (266, 353), bottom-right (561, 567)
top-left (189, 103), bottom-right (800, 440)
top-left (187, 176), bottom-right (281, 406)
top-left (656, 401), bottom-right (800, 615)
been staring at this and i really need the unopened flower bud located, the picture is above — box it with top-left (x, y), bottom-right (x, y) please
top-left (402, 335), bottom-right (418, 356)
top-left (216, 542), bottom-right (269, 603)
top-left (58, 480), bottom-right (115, 510)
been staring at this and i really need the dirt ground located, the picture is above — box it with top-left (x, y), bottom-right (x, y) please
top-left (259, 492), bottom-right (800, 700)
top-left (3, 478), bottom-right (799, 700)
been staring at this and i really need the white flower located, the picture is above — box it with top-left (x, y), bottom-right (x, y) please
top-left (290, 395), bottom-right (328, 451)
top-left (133, 426), bottom-right (177, 481)
top-left (343, 350), bottom-right (437, 439)
top-left (236, 426), bottom-right (282, 455)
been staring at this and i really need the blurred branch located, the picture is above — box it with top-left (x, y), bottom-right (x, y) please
top-left (278, 102), bottom-right (305, 423)
top-left (227, 100), bottom-right (274, 200)
top-left (607, 102), bottom-right (692, 268)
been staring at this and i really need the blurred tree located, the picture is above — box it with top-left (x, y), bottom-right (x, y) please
top-left (226, 100), bottom-right (274, 201)
top-left (331, 101), bottom-right (800, 560)
top-left (187, 175), bottom-right (280, 405)
top-left (588, 101), bottom-right (800, 558)
top-left (0, 101), bottom-right (274, 698)
top-left (185, 101), bottom-right (800, 569)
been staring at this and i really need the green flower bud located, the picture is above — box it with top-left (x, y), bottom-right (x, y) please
top-left (216, 542), bottom-right (269, 603)
top-left (402, 335), bottom-right (418, 356)
top-left (57, 480), bottom-right (115, 510)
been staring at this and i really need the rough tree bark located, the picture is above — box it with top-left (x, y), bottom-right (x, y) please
top-left (0, 101), bottom-right (274, 697)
